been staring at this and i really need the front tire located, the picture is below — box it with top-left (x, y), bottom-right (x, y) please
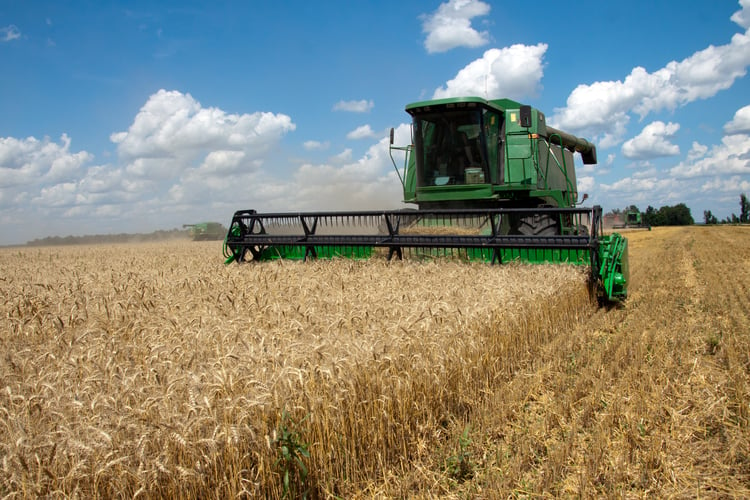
top-left (515, 213), bottom-right (560, 236)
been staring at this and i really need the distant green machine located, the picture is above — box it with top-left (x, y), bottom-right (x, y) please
top-left (224, 96), bottom-right (629, 302)
top-left (613, 209), bottom-right (651, 230)
top-left (183, 222), bottom-right (226, 241)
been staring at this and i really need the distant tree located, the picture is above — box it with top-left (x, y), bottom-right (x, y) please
top-left (732, 214), bottom-right (740, 224)
top-left (667, 203), bottom-right (694, 225)
top-left (644, 205), bottom-right (664, 226)
top-left (740, 193), bottom-right (750, 223)
top-left (642, 203), bottom-right (694, 226)
top-left (624, 205), bottom-right (640, 214)
top-left (704, 210), bottom-right (718, 225)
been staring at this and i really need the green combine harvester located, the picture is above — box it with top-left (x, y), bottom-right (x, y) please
top-left (613, 209), bottom-right (651, 230)
top-left (223, 96), bottom-right (628, 302)
top-left (183, 222), bottom-right (226, 241)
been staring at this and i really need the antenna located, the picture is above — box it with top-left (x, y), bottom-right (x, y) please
top-left (484, 56), bottom-right (492, 98)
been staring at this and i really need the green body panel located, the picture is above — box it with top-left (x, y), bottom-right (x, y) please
top-left (598, 233), bottom-right (629, 300)
top-left (245, 244), bottom-right (590, 267)
top-left (504, 109), bottom-right (536, 186)
top-left (250, 245), bottom-right (374, 261)
top-left (403, 148), bottom-right (417, 202)
top-left (414, 184), bottom-right (497, 203)
top-left (409, 186), bottom-right (566, 208)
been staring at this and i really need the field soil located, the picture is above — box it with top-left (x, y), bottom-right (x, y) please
top-left (1, 226), bottom-right (748, 498)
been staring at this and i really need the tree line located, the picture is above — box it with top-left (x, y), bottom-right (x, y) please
top-left (703, 193), bottom-right (750, 224)
top-left (608, 193), bottom-right (749, 227)
top-left (608, 203), bottom-right (695, 226)
top-left (643, 203), bottom-right (694, 226)
top-left (26, 228), bottom-right (190, 246)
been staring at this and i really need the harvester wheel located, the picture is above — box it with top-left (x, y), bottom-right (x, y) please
top-left (516, 213), bottom-right (559, 236)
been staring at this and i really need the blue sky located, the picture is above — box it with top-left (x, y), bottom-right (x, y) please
top-left (2, 0), bottom-right (750, 245)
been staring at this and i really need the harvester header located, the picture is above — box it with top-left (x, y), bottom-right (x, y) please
top-left (223, 95), bottom-right (628, 303)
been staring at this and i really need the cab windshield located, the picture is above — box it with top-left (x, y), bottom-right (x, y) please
top-left (413, 109), bottom-right (488, 187)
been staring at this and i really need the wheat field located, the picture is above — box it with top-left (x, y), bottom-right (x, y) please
top-left (1, 226), bottom-right (749, 498)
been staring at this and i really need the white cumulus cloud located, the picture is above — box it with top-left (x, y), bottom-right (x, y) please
top-left (198, 150), bottom-right (247, 175)
top-left (422, 0), bottom-right (491, 53)
top-left (282, 124), bottom-right (413, 212)
top-left (0, 90), bottom-right (301, 242)
top-left (670, 133), bottom-right (750, 178)
top-left (303, 140), bottom-right (330, 151)
top-left (551, 4), bottom-right (750, 146)
top-left (333, 100), bottom-right (374, 113)
top-left (346, 125), bottom-right (381, 140)
top-left (0, 134), bottom-right (91, 191)
top-left (731, 0), bottom-right (750, 29)
top-left (724, 104), bottom-right (750, 134)
top-left (433, 44), bottom-right (548, 100)
top-left (595, 172), bottom-right (689, 210)
top-left (621, 121), bottom-right (680, 160)
top-left (600, 176), bottom-right (677, 197)
top-left (111, 89), bottom-right (295, 163)
top-left (687, 141), bottom-right (709, 161)
top-left (577, 175), bottom-right (595, 193)
top-left (331, 149), bottom-right (353, 163)
top-left (701, 175), bottom-right (750, 193)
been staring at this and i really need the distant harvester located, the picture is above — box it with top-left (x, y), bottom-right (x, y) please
top-left (183, 222), bottom-right (227, 241)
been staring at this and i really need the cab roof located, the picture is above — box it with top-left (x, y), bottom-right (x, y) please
top-left (405, 96), bottom-right (525, 115)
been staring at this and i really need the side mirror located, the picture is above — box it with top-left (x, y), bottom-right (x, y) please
top-left (519, 105), bottom-right (532, 128)
top-left (389, 128), bottom-right (395, 145)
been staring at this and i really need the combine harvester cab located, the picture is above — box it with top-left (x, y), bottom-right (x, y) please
top-left (613, 209), bottom-right (651, 230)
top-left (223, 96), bottom-right (629, 303)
